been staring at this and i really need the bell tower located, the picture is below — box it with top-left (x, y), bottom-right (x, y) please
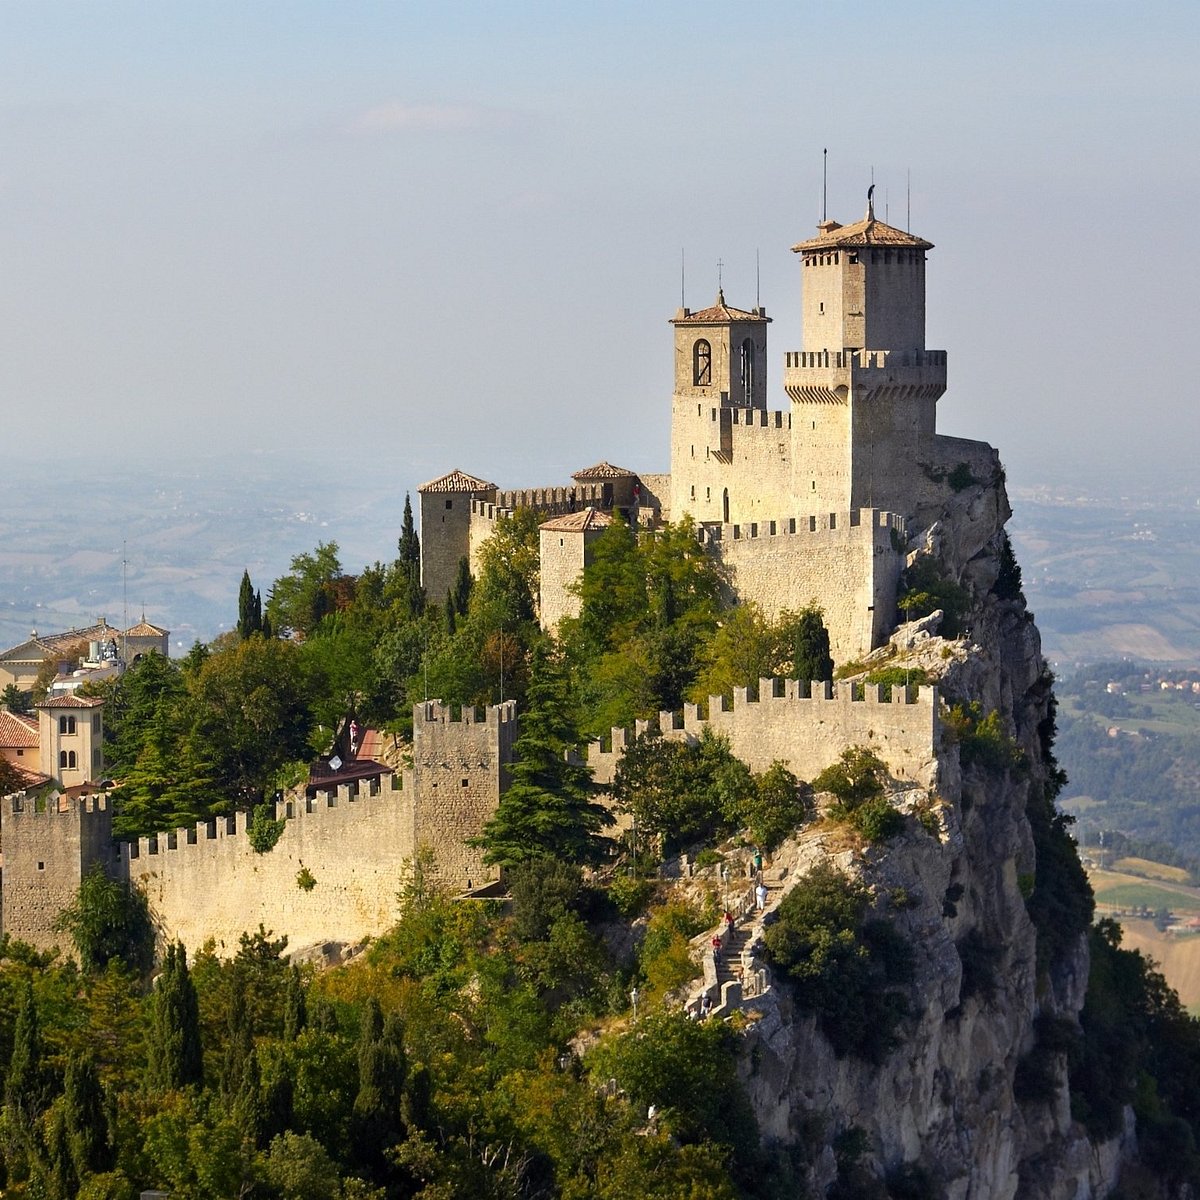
top-left (668, 292), bottom-right (771, 525)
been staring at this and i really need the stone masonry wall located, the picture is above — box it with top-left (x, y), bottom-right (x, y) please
top-left (708, 508), bottom-right (903, 662)
top-left (411, 699), bottom-right (514, 892)
top-left (586, 680), bottom-right (937, 790)
top-left (125, 780), bottom-right (413, 957)
top-left (1, 702), bottom-right (517, 959)
top-left (1, 795), bottom-right (115, 952)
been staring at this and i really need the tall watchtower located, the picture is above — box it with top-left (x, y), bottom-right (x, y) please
top-left (418, 469), bottom-right (498, 607)
top-left (784, 198), bottom-right (947, 516)
top-left (669, 292), bottom-right (772, 525)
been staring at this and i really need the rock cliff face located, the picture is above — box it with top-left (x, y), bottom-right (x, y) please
top-left (738, 465), bottom-right (1133, 1199)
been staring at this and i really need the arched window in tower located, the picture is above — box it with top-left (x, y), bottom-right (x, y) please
top-left (693, 339), bottom-right (712, 387)
top-left (740, 338), bottom-right (755, 403)
top-left (68, 751), bottom-right (76, 770)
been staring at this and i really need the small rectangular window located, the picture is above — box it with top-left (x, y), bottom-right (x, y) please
top-left (445, 499), bottom-right (452, 510)
top-left (461, 778), bottom-right (469, 787)
top-left (37, 861), bottom-right (44, 871)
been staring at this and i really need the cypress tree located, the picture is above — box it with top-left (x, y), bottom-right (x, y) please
top-left (444, 593), bottom-right (456, 636)
top-left (45, 1103), bottom-right (75, 1200)
top-left (791, 606), bottom-right (834, 685)
top-left (237, 571), bottom-right (259, 639)
top-left (219, 973), bottom-right (252, 1100)
top-left (233, 1049), bottom-right (265, 1147)
top-left (283, 964), bottom-right (307, 1042)
top-left (62, 1051), bottom-right (112, 1177)
top-left (452, 556), bottom-right (472, 616)
top-left (5, 979), bottom-right (49, 1120)
top-left (398, 494), bottom-right (420, 580)
top-left (475, 639), bottom-right (613, 868)
top-left (146, 943), bottom-right (203, 1091)
top-left (352, 1004), bottom-right (407, 1175)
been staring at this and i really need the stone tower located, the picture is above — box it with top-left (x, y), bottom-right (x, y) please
top-left (668, 291), bottom-right (773, 526)
top-left (418, 469), bottom-right (498, 607)
top-left (784, 199), bottom-right (947, 515)
top-left (538, 507), bottom-right (613, 632)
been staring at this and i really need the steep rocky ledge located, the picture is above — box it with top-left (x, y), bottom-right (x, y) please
top-left (734, 465), bottom-right (1133, 1199)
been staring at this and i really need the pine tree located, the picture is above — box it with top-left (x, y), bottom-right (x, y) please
top-left (475, 639), bottom-right (613, 868)
top-left (146, 943), bottom-right (203, 1091)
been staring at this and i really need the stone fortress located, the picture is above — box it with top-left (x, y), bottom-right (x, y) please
top-left (2, 197), bottom-right (996, 957)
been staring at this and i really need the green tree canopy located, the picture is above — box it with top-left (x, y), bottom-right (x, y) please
top-left (476, 639), bottom-right (612, 868)
top-left (266, 542), bottom-right (345, 640)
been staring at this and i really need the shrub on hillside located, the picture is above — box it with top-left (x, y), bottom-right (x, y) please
top-left (763, 862), bottom-right (913, 1061)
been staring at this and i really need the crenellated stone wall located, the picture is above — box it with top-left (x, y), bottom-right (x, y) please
top-left (412, 699), bottom-right (515, 891)
top-left (0, 700), bottom-right (516, 958)
top-left (586, 678), bottom-right (938, 789)
top-left (125, 780), bottom-right (411, 956)
top-left (703, 508), bottom-right (904, 662)
top-left (0, 794), bottom-right (116, 951)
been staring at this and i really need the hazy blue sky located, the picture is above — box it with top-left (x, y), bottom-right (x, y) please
top-left (3, 1), bottom-right (1197, 495)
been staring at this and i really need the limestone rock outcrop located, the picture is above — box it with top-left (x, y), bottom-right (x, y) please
top-left (735, 469), bottom-right (1133, 1199)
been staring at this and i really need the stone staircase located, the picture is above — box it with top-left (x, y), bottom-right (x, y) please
top-left (687, 873), bottom-right (784, 1018)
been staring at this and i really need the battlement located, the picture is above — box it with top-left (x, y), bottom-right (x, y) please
top-left (686, 404), bottom-right (792, 430)
top-left (698, 507), bottom-right (903, 547)
top-left (5, 791), bottom-right (111, 818)
top-left (122, 776), bottom-right (398, 866)
top-left (785, 349), bottom-right (947, 370)
top-left (586, 678), bottom-right (937, 785)
top-left (486, 482), bottom-right (612, 516)
top-left (415, 699), bottom-right (517, 728)
top-left (784, 348), bottom-right (947, 406)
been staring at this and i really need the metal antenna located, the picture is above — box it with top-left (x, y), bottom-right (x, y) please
top-left (716, 257), bottom-right (723, 292)
top-left (121, 540), bottom-right (128, 662)
top-left (681, 248), bottom-right (686, 307)
top-left (756, 248), bottom-right (761, 309)
top-left (822, 148), bottom-right (827, 221)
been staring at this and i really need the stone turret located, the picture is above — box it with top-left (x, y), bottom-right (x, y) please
top-left (785, 198), bottom-right (948, 515)
top-left (418, 468), bottom-right (498, 606)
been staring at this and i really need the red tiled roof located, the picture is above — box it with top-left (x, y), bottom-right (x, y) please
top-left (670, 290), bottom-right (770, 325)
top-left (418, 469), bottom-right (498, 494)
top-left (792, 214), bottom-right (932, 252)
top-left (357, 727), bottom-right (386, 762)
top-left (125, 621), bottom-right (169, 637)
top-left (572, 461), bottom-right (637, 480)
top-left (36, 694), bottom-right (103, 709)
top-left (540, 507), bottom-right (614, 533)
top-left (0, 710), bottom-right (38, 748)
